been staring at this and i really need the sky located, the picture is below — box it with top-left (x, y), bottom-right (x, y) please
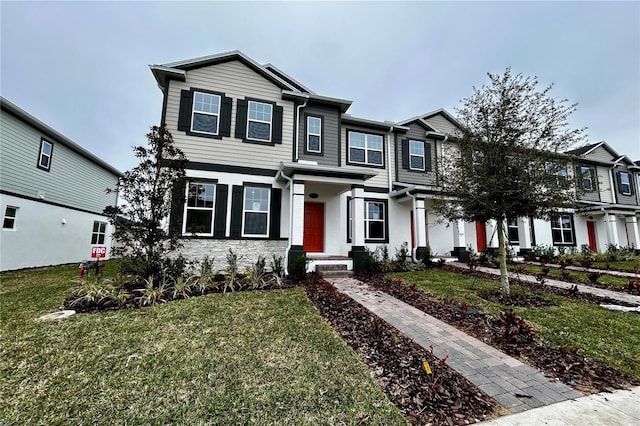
top-left (2, 1), bottom-right (639, 173)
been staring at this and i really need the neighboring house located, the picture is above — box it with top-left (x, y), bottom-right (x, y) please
top-left (149, 50), bottom-right (638, 272)
top-left (0, 97), bottom-right (121, 271)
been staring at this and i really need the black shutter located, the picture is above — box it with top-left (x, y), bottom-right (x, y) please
top-left (401, 139), bottom-right (409, 170)
top-left (235, 100), bottom-right (248, 139)
top-left (220, 97), bottom-right (233, 137)
top-left (272, 105), bottom-right (284, 144)
top-left (269, 188), bottom-right (282, 239)
top-left (616, 172), bottom-right (622, 194)
top-left (425, 142), bottom-right (432, 172)
top-left (169, 179), bottom-right (187, 235)
top-left (230, 185), bottom-right (244, 238)
top-left (178, 90), bottom-right (193, 132)
top-left (214, 184), bottom-right (228, 238)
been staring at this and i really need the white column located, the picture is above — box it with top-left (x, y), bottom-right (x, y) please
top-left (415, 198), bottom-right (428, 249)
top-left (604, 213), bottom-right (620, 248)
top-left (351, 186), bottom-right (365, 247)
top-left (625, 216), bottom-right (640, 249)
top-left (519, 218), bottom-right (532, 249)
top-left (290, 181), bottom-right (305, 247)
top-left (453, 219), bottom-right (466, 248)
top-left (487, 220), bottom-right (499, 248)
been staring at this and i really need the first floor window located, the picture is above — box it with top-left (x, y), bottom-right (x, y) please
top-left (551, 215), bottom-right (574, 245)
top-left (91, 221), bottom-right (107, 244)
top-left (579, 166), bottom-right (596, 191)
top-left (247, 101), bottom-right (273, 142)
top-left (184, 182), bottom-right (216, 235)
top-left (307, 116), bottom-right (322, 153)
top-left (38, 139), bottom-right (53, 171)
top-left (409, 140), bottom-right (425, 171)
top-left (365, 201), bottom-right (385, 240)
top-left (619, 172), bottom-right (632, 195)
top-left (191, 91), bottom-right (221, 135)
top-left (3, 206), bottom-right (18, 229)
top-left (348, 131), bottom-right (383, 166)
top-left (507, 218), bottom-right (519, 244)
top-left (243, 186), bottom-right (270, 237)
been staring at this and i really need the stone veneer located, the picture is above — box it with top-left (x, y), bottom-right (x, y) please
top-left (175, 239), bottom-right (289, 272)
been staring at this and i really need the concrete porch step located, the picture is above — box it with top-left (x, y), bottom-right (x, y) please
top-left (317, 269), bottom-right (354, 279)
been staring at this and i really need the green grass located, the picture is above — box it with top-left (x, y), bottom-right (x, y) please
top-left (591, 261), bottom-right (640, 273)
top-left (390, 269), bottom-right (640, 379)
top-left (508, 264), bottom-right (630, 287)
top-left (1, 263), bottom-right (405, 425)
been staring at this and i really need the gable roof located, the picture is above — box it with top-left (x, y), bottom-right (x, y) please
top-left (263, 63), bottom-right (315, 94)
top-left (1, 97), bottom-right (122, 176)
top-left (150, 50), bottom-right (302, 92)
top-left (565, 141), bottom-right (605, 156)
top-left (397, 108), bottom-right (464, 133)
top-left (567, 141), bottom-right (636, 167)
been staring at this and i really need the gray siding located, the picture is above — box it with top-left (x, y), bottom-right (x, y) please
top-left (340, 124), bottom-right (387, 189)
top-left (423, 114), bottom-right (460, 135)
top-left (297, 103), bottom-right (340, 166)
top-left (583, 146), bottom-right (615, 163)
top-left (614, 166), bottom-right (638, 205)
top-left (164, 60), bottom-right (294, 171)
top-left (395, 121), bottom-right (437, 186)
top-left (576, 163), bottom-right (601, 203)
top-left (0, 110), bottom-right (119, 213)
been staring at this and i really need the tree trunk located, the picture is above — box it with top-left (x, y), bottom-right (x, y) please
top-left (496, 220), bottom-right (510, 297)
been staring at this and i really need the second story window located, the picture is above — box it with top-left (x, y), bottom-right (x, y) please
top-left (306, 116), bottom-right (322, 153)
top-left (38, 139), bottom-right (53, 171)
top-left (409, 140), bottom-right (425, 171)
top-left (618, 171), bottom-right (632, 195)
top-left (348, 131), bottom-right (383, 167)
top-left (579, 166), bottom-right (596, 192)
top-left (247, 101), bottom-right (273, 142)
top-left (191, 92), bottom-right (221, 135)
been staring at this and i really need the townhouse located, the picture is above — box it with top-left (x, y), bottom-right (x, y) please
top-left (149, 51), bottom-right (639, 272)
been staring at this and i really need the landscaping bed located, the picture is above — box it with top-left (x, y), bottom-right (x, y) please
top-left (302, 274), bottom-right (503, 425)
top-left (362, 273), bottom-right (639, 394)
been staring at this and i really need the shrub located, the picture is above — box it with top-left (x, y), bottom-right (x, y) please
top-left (500, 309), bottom-right (535, 343)
top-left (243, 255), bottom-right (268, 289)
top-left (223, 249), bottom-right (241, 293)
top-left (587, 272), bottom-right (601, 284)
top-left (270, 255), bottom-right (285, 282)
top-left (135, 277), bottom-right (168, 306)
top-left (394, 242), bottom-right (413, 272)
top-left (289, 254), bottom-right (307, 282)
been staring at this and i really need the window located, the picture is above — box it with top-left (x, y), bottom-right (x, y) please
top-left (546, 162), bottom-right (568, 184)
top-left (306, 116), bottom-right (322, 153)
top-left (183, 182), bottom-right (216, 235)
top-left (348, 131), bottom-right (383, 166)
top-left (365, 201), bottom-right (385, 240)
top-left (579, 166), bottom-right (596, 191)
top-left (38, 139), bottom-right (53, 171)
top-left (243, 187), bottom-right (270, 237)
top-left (507, 219), bottom-right (519, 244)
top-left (551, 215), bottom-right (574, 245)
top-left (191, 92), bottom-right (221, 135)
top-left (3, 206), bottom-right (17, 229)
top-left (409, 140), bottom-right (425, 171)
top-left (619, 171), bottom-right (632, 195)
top-left (91, 221), bottom-right (107, 244)
top-left (247, 101), bottom-right (273, 142)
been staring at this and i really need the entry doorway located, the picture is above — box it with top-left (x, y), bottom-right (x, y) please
top-left (303, 202), bottom-right (324, 252)
top-left (476, 221), bottom-right (487, 252)
top-left (587, 221), bottom-right (597, 253)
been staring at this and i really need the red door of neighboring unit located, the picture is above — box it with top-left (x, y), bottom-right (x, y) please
top-left (304, 202), bottom-right (324, 253)
top-left (476, 221), bottom-right (487, 252)
top-left (587, 221), bottom-right (597, 253)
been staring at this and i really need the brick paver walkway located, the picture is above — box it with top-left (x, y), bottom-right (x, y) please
top-left (450, 262), bottom-right (640, 306)
top-left (326, 277), bottom-right (583, 414)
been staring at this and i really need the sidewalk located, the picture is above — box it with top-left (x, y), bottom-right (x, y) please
top-left (449, 262), bottom-right (640, 306)
top-left (326, 277), bottom-right (582, 414)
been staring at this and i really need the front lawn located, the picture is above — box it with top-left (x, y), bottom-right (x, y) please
top-left (591, 261), bottom-right (640, 273)
top-left (0, 264), bottom-right (404, 425)
top-left (508, 263), bottom-right (630, 288)
top-left (390, 269), bottom-right (640, 380)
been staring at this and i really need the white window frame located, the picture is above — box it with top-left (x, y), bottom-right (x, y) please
top-left (364, 200), bottom-right (385, 241)
top-left (306, 116), bottom-right (322, 153)
top-left (182, 182), bottom-right (216, 236)
top-left (507, 218), bottom-right (519, 244)
top-left (191, 91), bottom-right (221, 135)
top-left (348, 131), bottom-right (384, 166)
top-left (2, 206), bottom-right (18, 230)
top-left (247, 101), bottom-right (273, 143)
top-left (409, 140), bottom-right (425, 171)
top-left (242, 186), bottom-right (270, 238)
top-left (620, 172), bottom-right (632, 195)
top-left (551, 215), bottom-right (574, 245)
top-left (580, 166), bottom-right (596, 191)
top-left (91, 221), bottom-right (107, 244)
top-left (38, 139), bottom-right (53, 171)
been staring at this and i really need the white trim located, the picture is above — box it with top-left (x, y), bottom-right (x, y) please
top-left (39, 139), bottom-right (53, 170)
top-left (347, 131), bottom-right (383, 166)
top-left (579, 165), bottom-right (596, 191)
top-left (408, 140), bottom-right (425, 171)
top-left (246, 100), bottom-right (273, 143)
top-left (191, 92), bottom-right (221, 135)
top-left (551, 214), bottom-right (574, 245)
top-left (306, 116), bottom-right (322, 153)
top-left (182, 182), bottom-right (216, 236)
top-left (364, 200), bottom-right (385, 240)
top-left (2, 205), bottom-right (18, 230)
top-left (241, 186), bottom-right (270, 238)
top-left (90, 220), bottom-right (107, 244)
top-left (620, 171), bottom-right (632, 195)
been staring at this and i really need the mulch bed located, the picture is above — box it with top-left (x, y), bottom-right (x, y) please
top-left (301, 274), bottom-right (502, 425)
top-left (363, 272), bottom-right (639, 395)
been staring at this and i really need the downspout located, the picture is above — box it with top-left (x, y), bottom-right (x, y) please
top-left (295, 97), bottom-right (309, 162)
top-left (386, 126), bottom-right (394, 190)
top-left (407, 191), bottom-right (418, 262)
top-left (276, 166), bottom-right (294, 275)
top-left (608, 166), bottom-right (618, 205)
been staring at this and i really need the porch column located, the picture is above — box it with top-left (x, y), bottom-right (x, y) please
top-left (604, 212), bottom-right (620, 248)
top-left (519, 218), bottom-right (533, 257)
top-left (351, 185), bottom-right (366, 271)
top-left (287, 181), bottom-right (306, 271)
top-left (625, 216), bottom-right (640, 249)
top-left (414, 198), bottom-right (429, 261)
top-left (451, 219), bottom-right (469, 261)
top-left (486, 220), bottom-right (499, 256)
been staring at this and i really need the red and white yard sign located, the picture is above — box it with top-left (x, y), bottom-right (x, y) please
top-left (91, 246), bottom-right (107, 259)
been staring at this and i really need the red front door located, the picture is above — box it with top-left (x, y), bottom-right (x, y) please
top-left (587, 221), bottom-right (597, 252)
top-left (304, 202), bottom-right (324, 252)
top-left (476, 221), bottom-right (487, 252)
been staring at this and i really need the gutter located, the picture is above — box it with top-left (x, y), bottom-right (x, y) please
top-left (386, 126), bottom-right (394, 191)
top-left (275, 163), bottom-right (294, 275)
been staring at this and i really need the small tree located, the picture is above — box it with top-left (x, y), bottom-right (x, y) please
top-left (104, 126), bottom-right (187, 279)
top-left (435, 69), bottom-right (586, 296)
